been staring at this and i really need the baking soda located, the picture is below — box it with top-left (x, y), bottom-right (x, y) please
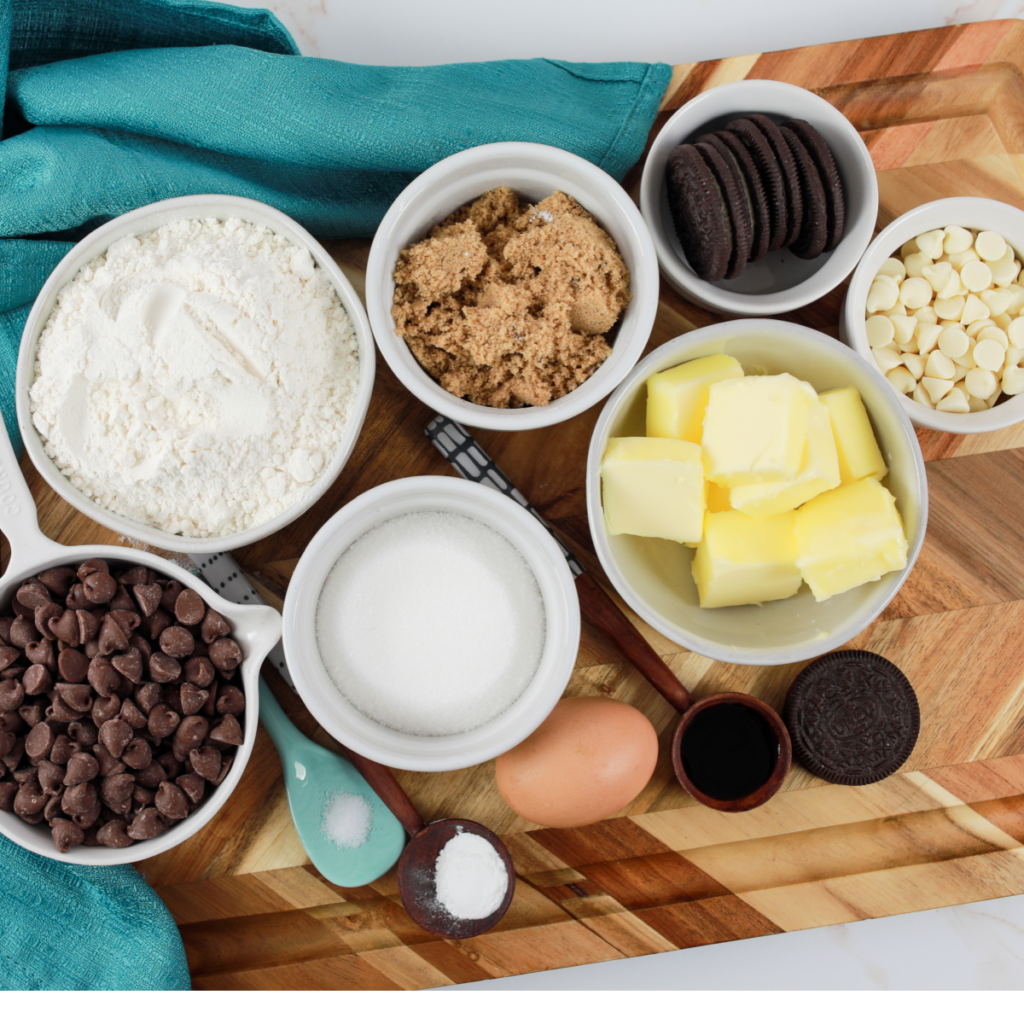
top-left (315, 511), bottom-right (545, 736)
top-left (321, 792), bottom-right (373, 849)
top-left (434, 829), bottom-right (509, 921)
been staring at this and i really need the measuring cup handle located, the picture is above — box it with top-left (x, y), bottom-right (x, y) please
top-left (0, 421), bottom-right (61, 578)
top-left (337, 743), bottom-right (425, 839)
top-left (575, 571), bottom-right (694, 715)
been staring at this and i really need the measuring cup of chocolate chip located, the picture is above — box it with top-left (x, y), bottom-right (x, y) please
top-left (0, 423), bottom-right (281, 863)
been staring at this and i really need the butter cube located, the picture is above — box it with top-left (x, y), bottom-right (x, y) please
top-left (601, 437), bottom-right (705, 544)
top-left (701, 374), bottom-right (815, 486)
top-left (729, 399), bottom-right (841, 521)
top-left (819, 387), bottom-right (887, 484)
top-left (646, 354), bottom-right (744, 443)
top-left (794, 478), bottom-right (908, 601)
top-left (706, 481), bottom-right (733, 512)
top-left (691, 510), bottom-right (803, 608)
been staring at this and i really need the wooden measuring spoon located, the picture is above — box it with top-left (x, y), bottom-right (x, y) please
top-left (426, 416), bottom-right (792, 813)
top-left (340, 744), bottom-right (516, 939)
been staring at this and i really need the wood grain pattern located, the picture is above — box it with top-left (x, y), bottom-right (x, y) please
top-left (7, 19), bottom-right (1024, 990)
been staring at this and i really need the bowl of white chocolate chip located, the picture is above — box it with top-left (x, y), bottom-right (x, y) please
top-left (842, 197), bottom-right (1024, 433)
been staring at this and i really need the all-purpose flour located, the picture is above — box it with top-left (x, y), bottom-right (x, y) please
top-left (30, 217), bottom-right (359, 537)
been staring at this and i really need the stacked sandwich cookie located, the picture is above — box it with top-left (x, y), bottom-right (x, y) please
top-left (666, 115), bottom-right (846, 282)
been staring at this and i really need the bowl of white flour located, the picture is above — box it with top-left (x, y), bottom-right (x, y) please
top-left (17, 195), bottom-right (375, 552)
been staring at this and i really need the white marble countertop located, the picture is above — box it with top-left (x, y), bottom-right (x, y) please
top-left (220, 0), bottom-right (1024, 990)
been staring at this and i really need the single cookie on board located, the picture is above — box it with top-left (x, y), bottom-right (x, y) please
top-left (780, 125), bottom-right (828, 260)
top-left (725, 117), bottom-right (788, 252)
top-left (784, 650), bottom-right (920, 786)
top-left (694, 138), bottom-right (752, 279)
top-left (712, 129), bottom-right (771, 262)
top-left (665, 143), bottom-right (732, 282)
top-left (782, 117), bottom-right (846, 251)
top-left (745, 114), bottom-right (804, 248)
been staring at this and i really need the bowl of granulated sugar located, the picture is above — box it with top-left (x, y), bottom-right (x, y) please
top-left (284, 476), bottom-right (580, 772)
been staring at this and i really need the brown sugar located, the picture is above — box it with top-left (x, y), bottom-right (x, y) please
top-left (391, 187), bottom-right (631, 408)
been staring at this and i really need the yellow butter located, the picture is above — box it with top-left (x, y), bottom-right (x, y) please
top-left (646, 354), bottom-right (744, 443)
top-left (701, 373), bottom-right (816, 486)
top-left (794, 478), bottom-right (908, 601)
top-left (729, 398), bottom-right (841, 521)
top-left (819, 386), bottom-right (887, 484)
top-left (706, 481), bottom-right (733, 512)
top-left (601, 436), bottom-right (705, 544)
top-left (691, 509), bottom-right (802, 608)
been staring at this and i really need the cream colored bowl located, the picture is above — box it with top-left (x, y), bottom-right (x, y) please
top-left (586, 320), bottom-right (928, 666)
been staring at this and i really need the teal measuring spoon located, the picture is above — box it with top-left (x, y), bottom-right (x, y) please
top-left (258, 678), bottom-right (407, 887)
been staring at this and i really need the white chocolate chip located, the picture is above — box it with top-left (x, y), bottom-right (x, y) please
top-left (968, 395), bottom-right (989, 412)
top-left (916, 230), bottom-right (945, 260)
top-left (900, 276), bottom-right (933, 309)
top-left (965, 367), bottom-right (999, 399)
top-left (988, 251), bottom-right (1019, 287)
top-left (900, 238), bottom-right (921, 258)
top-left (937, 269), bottom-right (964, 301)
top-left (866, 277), bottom-right (900, 313)
top-left (914, 322), bottom-right (942, 354)
top-left (1002, 363), bottom-right (1024, 395)
top-left (1006, 345), bottom-right (1024, 367)
top-left (933, 294), bottom-right (965, 320)
top-left (960, 260), bottom-right (993, 293)
top-left (887, 366), bottom-right (917, 394)
top-left (976, 325), bottom-right (1009, 350)
top-left (925, 350), bottom-right (956, 379)
top-left (880, 302), bottom-right (907, 318)
top-left (1007, 283), bottom-right (1024, 314)
top-left (948, 247), bottom-right (980, 272)
top-left (866, 314), bottom-right (896, 347)
top-left (966, 317), bottom-right (995, 338)
top-left (975, 231), bottom-right (1007, 262)
top-left (873, 344), bottom-right (904, 372)
top-left (973, 338), bottom-right (1005, 372)
top-left (943, 225), bottom-right (975, 254)
top-left (981, 288), bottom-right (1013, 315)
top-left (878, 257), bottom-right (906, 282)
top-left (904, 251), bottom-right (934, 278)
top-left (937, 387), bottom-right (970, 412)
top-left (937, 326), bottom-right (970, 358)
top-left (912, 383), bottom-right (935, 409)
top-left (1008, 317), bottom-right (1024, 348)
top-left (994, 312), bottom-right (1013, 330)
top-left (952, 363), bottom-right (969, 382)
top-left (902, 353), bottom-right (926, 379)
top-left (953, 348), bottom-right (977, 369)
top-left (921, 261), bottom-right (952, 292)
top-left (890, 315), bottom-right (918, 347)
top-left (914, 305), bottom-right (939, 324)
top-left (922, 376), bottom-right (954, 403)
top-left (960, 293), bottom-right (990, 324)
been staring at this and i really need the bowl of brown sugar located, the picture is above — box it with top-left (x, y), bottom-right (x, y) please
top-left (366, 142), bottom-right (659, 430)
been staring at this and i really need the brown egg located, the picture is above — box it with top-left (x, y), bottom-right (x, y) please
top-left (495, 696), bottom-right (658, 828)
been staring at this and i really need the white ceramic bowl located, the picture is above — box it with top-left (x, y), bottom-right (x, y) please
top-left (0, 419), bottom-right (282, 864)
top-left (365, 142), bottom-right (659, 431)
top-left (283, 475), bottom-right (581, 771)
top-left (640, 80), bottom-right (878, 316)
top-left (842, 196), bottom-right (1024, 433)
top-left (16, 194), bottom-right (376, 553)
top-left (586, 320), bottom-right (928, 666)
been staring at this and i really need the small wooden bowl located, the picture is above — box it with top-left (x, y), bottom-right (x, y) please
top-left (671, 692), bottom-right (792, 812)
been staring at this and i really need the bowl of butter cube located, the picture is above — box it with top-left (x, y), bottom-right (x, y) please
top-left (842, 196), bottom-right (1024, 432)
top-left (586, 319), bottom-right (928, 666)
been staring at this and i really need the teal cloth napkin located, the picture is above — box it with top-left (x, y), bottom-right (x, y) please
top-left (0, 0), bottom-right (670, 991)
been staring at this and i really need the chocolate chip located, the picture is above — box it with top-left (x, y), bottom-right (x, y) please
top-left (109, 585), bottom-right (137, 612)
top-left (99, 773), bottom-right (134, 816)
top-left (213, 754), bottom-right (234, 786)
top-left (161, 580), bottom-right (185, 613)
top-left (37, 759), bottom-right (65, 794)
top-left (136, 762), bottom-right (167, 789)
top-left (184, 657), bottom-right (214, 688)
top-left (200, 608), bottom-right (231, 645)
top-left (63, 752), bottom-right (99, 787)
top-left (24, 722), bottom-right (54, 760)
top-left (108, 609), bottom-right (141, 636)
top-left (0, 730), bottom-right (13, 759)
top-left (0, 780), bottom-right (16, 811)
top-left (0, 618), bottom-right (11, 645)
top-left (27, 640), bottom-right (57, 674)
top-left (159, 626), bottom-right (194, 659)
top-left (215, 685), bottom-right (245, 716)
top-left (91, 694), bottom-right (121, 728)
top-left (111, 648), bottom-right (142, 684)
top-left (149, 653), bottom-right (181, 683)
top-left (12, 765), bottom-right (37, 785)
top-left (118, 699), bottom-right (147, 731)
top-left (66, 583), bottom-right (100, 611)
top-left (91, 744), bottom-right (126, 778)
top-left (2, 736), bottom-right (25, 772)
top-left (51, 817), bottom-right (85, 853)
top-left (154, 781), bottom-right (189, 821)
top-left (16, 581), bottom-right (51, 610)
top-left (122, 736), bottom-right (152, 771)
top-left (18, 703), bottom-right (43, 729)
top-left (128, 634), bottom-right (151, 659)
top-left (49, 735), bottom-right (78, 766)
top-left (96, 818), bottom-right (134, 848)
top-left (209, 713), bottom-right (243, 746)
top-left (10, 595), bottom-right (32, 620)
top-left (15, 776), bottom-right (47, 818)
top-left (82, 572), bottom-right (117, 605)
top-left (67, 720), bottom-right (98, 746)
top-left (55, 683), bottom-right (93, 714)
top-left (46, 696), bottom-right (82, 723)
top-left (76, 610), bottom-right (100, 646)
top-left (49, 609), bottom-right (79, 646)
top-left (131, 785), bottom-right (154, 811)
top-left (118, 566), bottom-right (149, 587)
top-left (174, 715), bottom-right (209, 753)
top-left (164, 687), bottom-right (183, 718)
top-left (180, 683), bottom-right (209, 717)
top-left (9, 616), bottom-right (39, 648)
top-left (177, 772), bottom-right (206, 805)
top-left (127, 807), bottom-right (167, 841)
top-left (208, 638), bottom-right (242, 674)
top-left (0, 678), bottom-right (24, 712)
top-left (1, 665), bottom-right (25, 679)
top-left (174, 590), bottom-right (205, 626)
top-left (135, 683), bottom-right (163, 715)
top-left (34, 602), bottom-right (62, 641)
top-left (97, 615), bottom-right (128, 657)
top-left (43, 792), bottom-right (64, 822)
top-left (22, 664), bottom-right (52, 696)
top-left (132, 584), bottom-right (163, 618)
top-left (156, 751), bottom-right (182, 781)
top-left (99, 718), bottom-right (133, 758)
top-left (143, 608), bottom-right (173, 641)
top-left (0, 647), bottom-right (20, 672)
top-left (61, 781), bottom-right (97, 817)
top-left (189, 746), bottom-right (221, 783)
top-left (38, 567), bottom-right (76, 598)
top-left (148, 705), bottom-right (180, 740)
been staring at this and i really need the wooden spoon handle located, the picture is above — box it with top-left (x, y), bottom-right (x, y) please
top-left (574, 571), bottom-right (694, 715)
top-left (337, 743), bottom-right (425, 838)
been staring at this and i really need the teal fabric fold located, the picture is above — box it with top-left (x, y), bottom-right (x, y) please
top-left (0, 835), bottom-right (190, 990)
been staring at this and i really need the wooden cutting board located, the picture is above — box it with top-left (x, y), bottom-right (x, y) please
top-left (12, 18), bottom-right (1024, 991)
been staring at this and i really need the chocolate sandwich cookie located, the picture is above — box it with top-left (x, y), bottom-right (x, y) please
top-left (784, 651), bottom-right (920, 786)
top-left (694, 138), bottom-right (752, 279)
top-left (665, 143), bottom-right (732, 282)
top-left (712, 130), bottom-right (771, 262)
top-left (725, 118), bottom-right (788, 252)
top-left (782, 117), bottom-right (845, 251)
top-left (780, 125), bottom-right (828, 260)
top-left (745, 114), bottom-right (803, 248)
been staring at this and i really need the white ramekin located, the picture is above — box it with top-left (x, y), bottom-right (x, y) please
top-left (586, 320), bottom-right (928, 666)
top-left (640, 80), bottom-right (878, 316)
top-left (365, 142), bottom-right (659, 431)
top-left (283, 475), bottom-right (581, 772)
top-left (17, 194), bottom-right (376, 553)
top-left (842, 196), bottom-right (1024, 433)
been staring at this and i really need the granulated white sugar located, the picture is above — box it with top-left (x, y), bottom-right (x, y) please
top-left (315, 511), bottom-right (545, 737)
top-left (434, 828), bottom-right (508, 921)
top-left (321, 791), bottom-right (373, 849)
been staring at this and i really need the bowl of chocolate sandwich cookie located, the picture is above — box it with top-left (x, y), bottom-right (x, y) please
top-left (640, 80), bottom-right (877, 316)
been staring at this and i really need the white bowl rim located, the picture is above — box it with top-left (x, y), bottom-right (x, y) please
top-left (283, 474), bottom-right (581, 771)
top-left (16, 193), bottom-right (376, 553)
top-left (842, 195), bottom-right (1024, 434)
top-left (639, 79), bottom-right (879, 315)
top-left (586, 318), bottom-right (929, 666)
top-left (365, 140), bottom-right (659, 431)
top-left (0, 543), bottom-right (281, 866)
